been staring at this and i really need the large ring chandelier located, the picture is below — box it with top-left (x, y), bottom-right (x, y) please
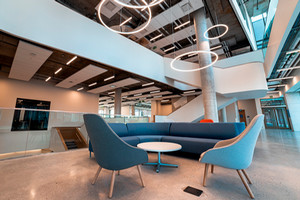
top-left (170, 51), bottom-right (219, 72)
top-left (97, 0), bottom-right (152, 35)
top-left (203, 24), bottom-right (229, 40)
top-left (112, 0), bottom-right (164, 9)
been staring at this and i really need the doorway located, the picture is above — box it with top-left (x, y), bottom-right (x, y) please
top-left (262, 107), bottom-right (290, 129)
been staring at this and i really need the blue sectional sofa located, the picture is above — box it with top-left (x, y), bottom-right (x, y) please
top-left (89, 122), bottom-right (245, 157)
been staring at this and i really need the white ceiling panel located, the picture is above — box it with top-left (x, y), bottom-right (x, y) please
top-left (99, 96), bottom-right (112, 101)
top-left (56, 64), bottom-right (107, 88)
top-left (148, 94), bottom-right (181, 101)
top-left (9, 41), bottom-right (53, 81)
top-left (88, 78), bottom-right (140, 94)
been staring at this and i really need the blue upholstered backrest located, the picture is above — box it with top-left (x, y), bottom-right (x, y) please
top-left (83, 114), bottom-right (147, 170)
top-left (126, 123), bottom-right (171, 136)
top-left (170, 122), bottom-right (245, 139)
top-left (108, 123), bottom-right (128, 137)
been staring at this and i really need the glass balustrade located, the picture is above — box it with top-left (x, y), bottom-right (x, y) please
top-left (0, 108), bottom-right (149, 160)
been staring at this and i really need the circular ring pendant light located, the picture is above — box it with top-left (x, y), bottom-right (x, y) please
top-left (97, 0), bottom-right (152, 35)
top-left (203, 24), bottom-right (229, 40)
top-left (112, 0), bottom-right (164, 9)
top-left (170, 51), bottom-right (219, 72)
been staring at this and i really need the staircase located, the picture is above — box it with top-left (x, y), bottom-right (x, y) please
top-left (56, 127), bottom-right (87, 151)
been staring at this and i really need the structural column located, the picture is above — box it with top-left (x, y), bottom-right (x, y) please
top-left (234, 102), bottom-right (240, 122)
top-left (114, 88), bottom-right (122, 116)
top-left (221, 108), bottom-right (227, 122)
top-left (193, 8), bottom-right (219, 122)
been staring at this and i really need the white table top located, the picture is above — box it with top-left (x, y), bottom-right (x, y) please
top-left (137, 142), bottom-right (182, 152)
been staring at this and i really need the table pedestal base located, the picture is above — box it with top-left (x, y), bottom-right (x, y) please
top-left (143, 152), bottom-right (178, 173)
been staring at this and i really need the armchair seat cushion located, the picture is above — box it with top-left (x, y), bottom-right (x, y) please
top-left (161, 136), bottom-right (221, 154)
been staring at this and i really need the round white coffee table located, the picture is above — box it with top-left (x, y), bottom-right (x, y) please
top-left (137, 142), bottom-right (182, 173)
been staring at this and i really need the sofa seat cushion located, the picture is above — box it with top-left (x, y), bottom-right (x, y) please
top-left (169, 123), bottom-right (244, 139)
top-left (127, 123), bottom-right (171, 136)
top-left (120, 136), bottom-right (139, 147)
top-left (137, 135), bottom-right (164, 143)
top-left (161, 136), bottom-right (221, 154)
top-left (108, 123), bottom-right (128, 137)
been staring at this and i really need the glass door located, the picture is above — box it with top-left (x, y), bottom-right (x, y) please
top-left (262, 107), bottom-right (290, 129)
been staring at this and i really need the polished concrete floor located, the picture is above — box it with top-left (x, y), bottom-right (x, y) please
top-left (1, 129), bottom-right (300, 200)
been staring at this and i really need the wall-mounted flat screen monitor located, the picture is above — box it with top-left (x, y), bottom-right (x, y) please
top-left (11, 98), bottom-right (51, 131)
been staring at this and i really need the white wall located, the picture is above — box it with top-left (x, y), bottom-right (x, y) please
top-left (0, 77), bottom-right (98, 113)
top-left (226, 102), bottom-right (239, 122)
top-left (0, 77), bottom-right (98, 154)
top-left (238, 99), bottom-right (258, 124)
top-left (284, 93), bottom-right (300, 131)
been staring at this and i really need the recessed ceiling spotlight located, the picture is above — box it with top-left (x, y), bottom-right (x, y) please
top-left (88, 82), bottom-right (97, 87)
top-left (277, 66), bottom-right (300, 71)
top-left (268, 77), bottom-right (294, 82)
top-left (150, 34), bottom-right (163, 42)
top-left (142, 82), bottom-right (155, 87)
top-left (174, 21), bottom-right (190, 30)
top-left (110, 85), bottom-right (116, 88)
top-left (150, 90), bottom-right (160, 94)
top-left (183, 90), bottom-right (195, 94)
top-left (77, 87), bottom-right (84, 91)
top-left (268, 84), bottom-right (286, 88)
top-left (164, 46), bottom-right (175, 53)
top-left (161, 99), bottom-right (169, 102)
top-left (104, 76), bottom-right (115, 81)
top-left (119, 17), bottom-right (132, 27)
top-left (66, 56), bottom-right (77, 65)
top-left (55, 68), bottom-right (62, 74)
top-left (286, 49), bottom-right (300, 55)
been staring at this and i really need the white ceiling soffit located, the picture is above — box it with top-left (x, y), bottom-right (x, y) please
top-left (134, 0), bottom-right (204, 39)
top-left (56, 64), bottom-right (107, 88)
top-left (9, 41), bottom-right (53, 81)
top-left (88, 78), bottom-right (140, 94)
top-left (126, 91), bottom-right (172, 100)
top-left (121, 86), bottom-right (160, 96)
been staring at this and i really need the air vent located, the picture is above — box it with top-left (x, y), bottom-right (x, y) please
top-left (105, 1), bottom-right (116, 11)
top-left (181, 3), bottom-right (192, 13)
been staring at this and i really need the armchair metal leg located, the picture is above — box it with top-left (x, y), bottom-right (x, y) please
top-left (242, 169), bottom-right (252, 184)
top-left (92, 166), bottom-right (102, 185)
top-left (211, 165), bottom-right (214, 174)
top-left (203, 164), bottom-right (209, 186)
top-left (137, 165), bottom-right (145, 187)
top-left (108, 171), bottom-right (116, 199)
top-left (237, 170), bottom-right (255, 199)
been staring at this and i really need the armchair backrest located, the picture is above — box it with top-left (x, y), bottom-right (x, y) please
top-left (83, 114), bottom-right (138, 170)
top-left (228, 114), bottom-right (264, 169)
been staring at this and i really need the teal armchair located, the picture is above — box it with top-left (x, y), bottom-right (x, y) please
top-left (199, 114), bottom-right (264, 199)
top-left (83, 114), bottom-right (148, 198)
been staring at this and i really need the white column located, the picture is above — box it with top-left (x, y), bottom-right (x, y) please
top-left (221, 108), bottom-right (227, 122)
top-left (193, 8), bottom-right (219, 122)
